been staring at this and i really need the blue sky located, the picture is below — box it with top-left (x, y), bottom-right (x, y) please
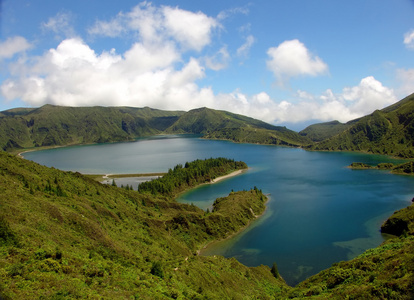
top-left (1, 0), bottom-right (414, 130)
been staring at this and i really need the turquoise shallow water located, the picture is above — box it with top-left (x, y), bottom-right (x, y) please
top-left (23, 136), bottom-right (414, 285)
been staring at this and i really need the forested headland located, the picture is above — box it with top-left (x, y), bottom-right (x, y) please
top-left (138, 157), bottom-right (247, 196)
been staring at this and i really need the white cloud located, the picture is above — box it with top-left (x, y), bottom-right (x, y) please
top-left (266, 39), bottom-right (328, 87)
top-left (236, 35), bottom-right (255, 58)
top-left (87, 17), bottom-right (125, 38)
top-left (214, 76), bottom-right (397, 125)
top-left (396, 68), bottom-right (414, 97)
top-left (87, 2), bottom-right (218, 52)
top-left (342, 76), bottom-right (396, 115)
top-left (403, 29), bottom-right (414, 50)
top-left (0, 37), bottom-right (201, 108)
top-left (41, 12), bottom-right (75, 38)
top-left (162, 6), bottom-right (218, 51)
top-left (217, 6), bottom-right (250, 21)
top-left (1, 38), bottom-right (397, 126)
top-left (204, 47), bottom-right (230, 71)
top-left (0, 36), bottom-right (32, 59)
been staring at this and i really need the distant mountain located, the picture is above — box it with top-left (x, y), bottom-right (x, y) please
top-left (299, 120), bottom-right (355, 142)
top-left (0, 105), bottom-right (311, 152)
top-left (303, 93), bottom-right (414, 158)
top-left (166, 107), bottom-right (311, 146)
top-left (1, 94), bottom-right (413, 156)
top-left (0, 105), bottom-right (184, 151)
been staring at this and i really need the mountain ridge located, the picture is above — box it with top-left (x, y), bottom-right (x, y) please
top-left (301, 93), bottom-right (414, 158)
top-left (1, 92), bottom-right (413, 157)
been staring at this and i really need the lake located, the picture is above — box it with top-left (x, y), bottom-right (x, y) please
top-left (23, 135), bottom-right (414, 285)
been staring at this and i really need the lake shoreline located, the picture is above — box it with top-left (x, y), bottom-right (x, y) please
top-left (197, 194), bottom-right (270, 256)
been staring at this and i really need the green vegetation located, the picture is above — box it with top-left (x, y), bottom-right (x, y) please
top-left (306, 93), bottom-right (414, 158)
top-left (0, 105), bottom-right (184, 152)
top-left (165, 107), bottom-right (311, 147)
top-left (0, 152), bottom-right (289, 299)
top-left (2, 149), bottom-right (413, 298)
top-left (1, 95), bottom-right (414, 298)
top-left (349, 161), bottom-right (414, 175)
top-left (138, 157), bottom-right (247, 196)
top-left (299, 120), bottom-right (354, 142)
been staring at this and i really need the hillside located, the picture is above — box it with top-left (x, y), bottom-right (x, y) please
top-left (1, 146), bottom-right (414, 298)
top-left (166, 107), bottom-right (311, 147)
top-left (299, 120), bottom-right (355, 142)
top-left (0, 152), bottom-right (287, 299)
top-left (0, 105), bottom-right (184, 152)
top-left (304, 93), bottom-right (414, 158)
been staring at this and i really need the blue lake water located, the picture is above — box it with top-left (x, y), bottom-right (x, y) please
top-left (23, 135), bottom-right (414, 285)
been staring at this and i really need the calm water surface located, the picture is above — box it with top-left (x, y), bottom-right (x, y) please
top-left (23, 136), bottom-right (414, 285)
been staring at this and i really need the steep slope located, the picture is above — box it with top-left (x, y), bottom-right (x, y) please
top-left (0, 152), bottom-right (287, 299)
top-left (166, 107), bottom-right (311, 146)
top-left (0, 105), bottom-right (184, 152)
top-left (307, 93), bottom-right (414, 158)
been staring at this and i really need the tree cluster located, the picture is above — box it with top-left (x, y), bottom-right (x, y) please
top-left (138, 157), bottom-right (247, 196)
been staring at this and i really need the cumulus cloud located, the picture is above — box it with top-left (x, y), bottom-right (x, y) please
top-left (278, 76), bottom-right (397, 124)
top-left (162, 6), bottom-right (218, 51)
top-left (0, 36), bottom-right (32, 59)
top-left (88, 2), bottom-right (218, 51)
top-left (0, 37), bottom-right (397, 126)
top-left (0, 4), bottom-right (399, 128)
top-left (1, 37), bottom-right (215, 111)
top-left (266, 39), bottom-right (328, 86)
top-left (403, 29), bottom-right (414, 50)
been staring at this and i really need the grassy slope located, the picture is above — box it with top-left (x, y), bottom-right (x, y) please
top-left (307, 93), bottom-right (414, 158)
top-left (0, 105), bottom-right (184, 152)
top-left (166, 107), bottom-right (311, 147)
top-left (0, 152), bottom-right (287, 299)
top-left (0, 149), bottom-right (414, 298)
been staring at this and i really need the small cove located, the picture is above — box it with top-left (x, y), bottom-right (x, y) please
top-left (23, 136), bottom-right (414, 285)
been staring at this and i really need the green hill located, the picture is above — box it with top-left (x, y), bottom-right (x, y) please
top-left (0, 105), bottom-right (184, 152)
top-left (0, 105), bottom-right (311, 153)
top-left (305, 93), bottom-right (414, 158)
top-left (1, 147), bottom-right (414, 298)
top-left (0, 152), bottom-right (287, 299)
top-left (166, 107), bottom-right (311, 146)
top-left (299, 120), bottom-right (355, 142)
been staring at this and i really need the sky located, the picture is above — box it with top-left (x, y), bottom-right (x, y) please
top-left (1, 0), bottom-right (414, 130)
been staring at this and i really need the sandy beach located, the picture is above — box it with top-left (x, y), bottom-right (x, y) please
top-left (210, 169), bottom-right (246, 183)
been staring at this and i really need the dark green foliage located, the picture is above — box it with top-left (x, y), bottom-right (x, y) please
top-left (349, 162), bottom-right (372, 169)
top-left (150, 261), bottom-right (164, 278)
top-left (271, 262), bottom-right (279, 279)
top-left (348, 161), bottom-right (414, 175)
top-left (0, 216), bottom-right (18, 246)
top-left (381, 202), bottom-right (414, 236)
top-left (138, 157), bottom-right (247, 196)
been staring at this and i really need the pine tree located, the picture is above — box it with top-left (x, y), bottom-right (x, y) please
top-left (271, 262), bottom-right (279, 278)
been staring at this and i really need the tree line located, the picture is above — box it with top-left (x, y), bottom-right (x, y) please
top-left (138, 157), bottom-right (247, 196)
